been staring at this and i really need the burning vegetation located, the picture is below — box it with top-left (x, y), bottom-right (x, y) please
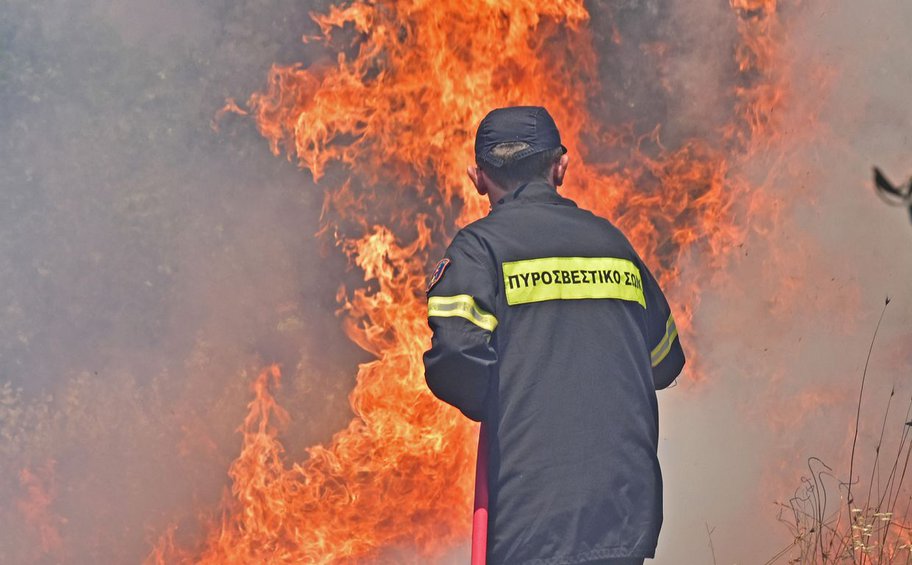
top-left (150, 0), bottom-right (794, 562)
top-left (2, 0), bottom-right (911, 563)
top-left (765, 299), bottom-right (912, 564)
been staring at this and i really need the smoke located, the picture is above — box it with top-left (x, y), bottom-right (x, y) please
top-left (1, 0), bottom-right (911, 563)
top-left (655, 1), bottom-right (912, 561)
top-left (0, 0), bottom-right (365, 562)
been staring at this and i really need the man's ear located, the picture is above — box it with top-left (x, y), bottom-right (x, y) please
top-left (553, 153), bottom-right (569, 187)
top-left (467, 165), bottom-right (488, 196)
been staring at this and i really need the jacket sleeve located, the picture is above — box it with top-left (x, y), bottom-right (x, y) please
top-left (640, 261), bottom-right (685, 390)
top-left (422, 231), bottom-right (498, 421)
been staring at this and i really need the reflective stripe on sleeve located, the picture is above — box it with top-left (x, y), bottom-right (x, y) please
top-left (650, 313), bottom-right (678, 367)
top-left (428, 295), bottom-right (499, 332)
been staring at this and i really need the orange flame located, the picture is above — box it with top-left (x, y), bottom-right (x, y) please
top-left (17, 460), bottom-right (63, 558)
top-left (151, 1), bottom-right (789, 562)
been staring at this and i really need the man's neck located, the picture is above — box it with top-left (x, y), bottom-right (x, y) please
top-left (488, 181), bottom-right (557, 209)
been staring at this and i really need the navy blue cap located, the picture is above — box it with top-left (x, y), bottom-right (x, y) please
top-left (474, 106), bottom-right (567, 168)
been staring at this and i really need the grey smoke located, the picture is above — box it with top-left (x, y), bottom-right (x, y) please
top-left (1, 0), bottom-right (363, 562)
top-left (1, 0), bottom-right (911, 564)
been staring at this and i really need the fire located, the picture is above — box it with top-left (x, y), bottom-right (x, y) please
top-left (779, 505), bottom-right (912, 563)
top-left (729, 0), bottom-right (786, 149)
top-left (151, 1), bottom-right (790, 562)
top-left (17, 460), bottom-right (63, 558)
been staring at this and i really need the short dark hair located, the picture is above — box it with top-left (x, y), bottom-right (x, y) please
top-left (478, 142), bottom-right (564, 191)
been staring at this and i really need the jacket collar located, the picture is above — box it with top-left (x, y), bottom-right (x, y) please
top-left (490, 181), bottom-right (577, 212)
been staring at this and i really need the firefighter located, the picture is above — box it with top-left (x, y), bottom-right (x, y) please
top-left (423, 106), bottom-right (685, 565)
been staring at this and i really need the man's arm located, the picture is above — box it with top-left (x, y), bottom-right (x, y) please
top-left (641, 262), bottom-right (685, 389)
top-left (423, 232), bottom-right (498, 421)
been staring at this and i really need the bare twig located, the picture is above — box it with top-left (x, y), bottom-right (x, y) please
top-left (810, 457), bottom-right (833, 561)
top-left (706, 522), bottom-right (718, 565)
top-left (847, 297), bottom-right (891, 564)
top-left (885, 398), bottom-right (912, 516)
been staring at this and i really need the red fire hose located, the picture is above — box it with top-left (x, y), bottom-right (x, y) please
top-left (471, 423), bottom-right (489, 565)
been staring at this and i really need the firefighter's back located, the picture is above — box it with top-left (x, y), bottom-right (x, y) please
top-left (464, 181), bottom-right (664, 564)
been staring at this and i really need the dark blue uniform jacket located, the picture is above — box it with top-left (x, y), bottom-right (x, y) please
top-left (423, 181), bottom-right (685, 564)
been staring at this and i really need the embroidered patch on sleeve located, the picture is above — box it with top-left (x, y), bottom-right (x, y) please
top-left (426, 258), bottom-right (451, 294)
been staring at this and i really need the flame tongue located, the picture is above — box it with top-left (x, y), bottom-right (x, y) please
top-left (152, 1), bottom-right (790, 562)
top-left (249, 1), bottom-right (591, 227)
top-left (152, 222), bottom-right (476, 563)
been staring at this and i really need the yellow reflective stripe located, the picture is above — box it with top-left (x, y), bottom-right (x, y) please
top-left (502, 256), bottom-right (646, 308)
top-left (428, 295), bottom-right (498, 332)
top-left (650, 314), bottom-right (678, 367)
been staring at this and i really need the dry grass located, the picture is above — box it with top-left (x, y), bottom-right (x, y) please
top-left (768, 299), bottom-right (912, 565)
